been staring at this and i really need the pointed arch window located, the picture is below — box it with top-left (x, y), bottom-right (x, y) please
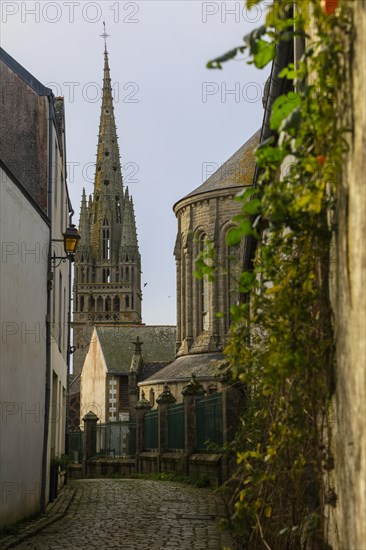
top-left (197, 234), bottom-right (210, 332)
top-left (102, 216), bottom-right (110, 260)
top-left (115, 197), bottom-right (121, 223)
top-left (227, 241), bottom-right (241, 326)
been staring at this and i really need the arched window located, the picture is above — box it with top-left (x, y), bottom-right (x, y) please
top-left (149, 388), bottom-right (155, 407)
top-left (102, 268), bottom-right (110, 283)
top-left (114, 296), bottom-right (120, 311)
top-left (80, 296), bottom-right (84, 312)
top-left (125, 295), bottom-right (130, 309)
top-left (227, 241), bottom-right (241, 325)
top-left (126, 267), bottom-right (129, 281)
top-left (105, 296), bottom-right (111, 312)
top-left (115, 198), bottom-right (121, 223)
top-left (198, 233), bottom-right (210, 332)
top-left (102, 215), bottom-right (110, 260)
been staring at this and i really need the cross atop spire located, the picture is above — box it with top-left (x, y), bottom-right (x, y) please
top-left (100, 21), bottom-right (110, 51)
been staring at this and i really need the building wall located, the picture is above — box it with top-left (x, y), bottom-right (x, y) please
top-left (175, 189), bottom-right (247, 356)
top-left (0, 167), bottom-right (49, 526)
top-left (0, 59), bottom-right (48, 211)
top-left (80, 329), bottom-right (107, 424)
top-left (327, 3), bottom-right (366, 547)
top-left (48, 113), bottom-right (70, 473)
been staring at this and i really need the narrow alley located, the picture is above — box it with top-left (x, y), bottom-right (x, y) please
top-left (3, 479), bottom-right (234, 550)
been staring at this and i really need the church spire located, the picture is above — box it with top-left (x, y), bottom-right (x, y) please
top-left (78, 188), bottom-right (90, 246)
top-left (93, 35), bottom-right (123, 200)
top-left (120, 190), bottom-right (139, 258)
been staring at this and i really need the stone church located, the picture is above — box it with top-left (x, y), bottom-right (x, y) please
top-left (70, 43), bottom-right (175, 428)
top-left (70, 39), bottom-right (262, 427)
top-left (139, 130), bottom-right (260, 402)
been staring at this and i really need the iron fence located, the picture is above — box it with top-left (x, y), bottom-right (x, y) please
top-left (143, 409), bottom-right (158, 450)
top-left (167, 403), bottom-right (184, 450)
top-left (68, 430), bottom-right (83, 462)
top-left (94, 422), bottom-right (136, 457)
top-left (196, 392), bottom-right (223, 450)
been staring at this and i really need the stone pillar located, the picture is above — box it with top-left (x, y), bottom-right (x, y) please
top-left (129, 337), bottom-right (143, 420)
top-left (156, 383), bottom-right (176, 455)
top-left (182, 374), bottom-right (205, 473)
top-left (185, 248), bottom-right (193, 350)
top-left (82, 411), bottom-right (99, 477)
top-left (135, 391), bottom-right (152, 470)
top-left (176, 257), bottom-right (182, 349)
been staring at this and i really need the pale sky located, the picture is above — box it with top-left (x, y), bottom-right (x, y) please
top-left (1, 1), bottom-right (270, 325)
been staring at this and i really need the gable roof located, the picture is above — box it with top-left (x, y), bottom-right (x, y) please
top-left (174, 129), bottom-right (260, 210)
top-left (139, 352), bottom-right (225, 385)
top-left (95, 325), bottom-right (176, 374)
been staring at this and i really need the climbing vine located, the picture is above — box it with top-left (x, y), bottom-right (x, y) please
top-left (203, 0), bottom-right (353, 547)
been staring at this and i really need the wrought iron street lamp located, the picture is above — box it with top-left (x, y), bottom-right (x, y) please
top-left (51, 224), bottom-right (81, 267)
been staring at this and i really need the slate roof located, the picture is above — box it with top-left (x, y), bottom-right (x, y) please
top-left (96, 325), bottom-right (176, 375)
top-left (139, 352), bottom-right (226, 385)
top-left (175, 129), bottom-right (261, 207)
top-left (0, 47), bottom-right (52, 97)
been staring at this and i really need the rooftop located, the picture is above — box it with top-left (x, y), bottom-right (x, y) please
top-left (96, 325), bottom-right (176, 375)
top-left (174, 129), bottom-right (260, 210)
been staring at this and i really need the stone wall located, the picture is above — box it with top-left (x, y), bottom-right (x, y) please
top-left (326, 2), bottom-right (366, 548)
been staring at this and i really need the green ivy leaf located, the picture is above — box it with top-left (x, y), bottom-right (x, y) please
top-left (243, 198), bottom-right (261, 215)
top-left (235, 187), bottom-right (259, 201)
top-left (251, 38), bottom-right (276, 69)
top-left (270, 92), bottom-right (301, 131)
top-left (226, 227), bottom-right (242, 247)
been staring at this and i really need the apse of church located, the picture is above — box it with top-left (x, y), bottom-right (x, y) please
top-left (72, 44), bottom-right (142, 384)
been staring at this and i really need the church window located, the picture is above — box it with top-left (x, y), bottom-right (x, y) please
top-left (105, 151), bottom-right (110, 157)
top-left (105, 296), bottom-right (111, 312)
top-left (227, 242), bottom-right (241, 325)
top-left (80, 267), bottom-right (85, 283)
top-left (115, 198), bottom-right (121, 223)
top-left (102, 216), bottom-right (110, 260)
top-left (131, 267), bottom-right (134, 282)
top-left (131, 294), bottom-right (134, 309)
top-left (114, 297), bottom-right (120, 311)
top-left (126, 267), bottom-right (129, 280)
top-left (102, 268), bottom-right (111, 283)
top-left (198, 234), bottom-right (210, 332)
top-left (104, 179), bottom-right (110, 186)
top-left (80, 296), bottom-right (84, 312)
top-left (149, 388), bottom-right (155, 407)
top-left (125, 295), bottom-right (130, 308)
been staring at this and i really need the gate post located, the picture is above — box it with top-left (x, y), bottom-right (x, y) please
top-left (82, 411), bottom-right (99, 477)
top-left (182, 374), bottom-right (205, 474)
top-left (156, 384), bottom-right (176, 470)
top-left (135, 391), bottom-right (152, 472)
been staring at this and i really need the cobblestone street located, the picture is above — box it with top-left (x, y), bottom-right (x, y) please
top-left (6, 479), bottom-right (234, 550)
